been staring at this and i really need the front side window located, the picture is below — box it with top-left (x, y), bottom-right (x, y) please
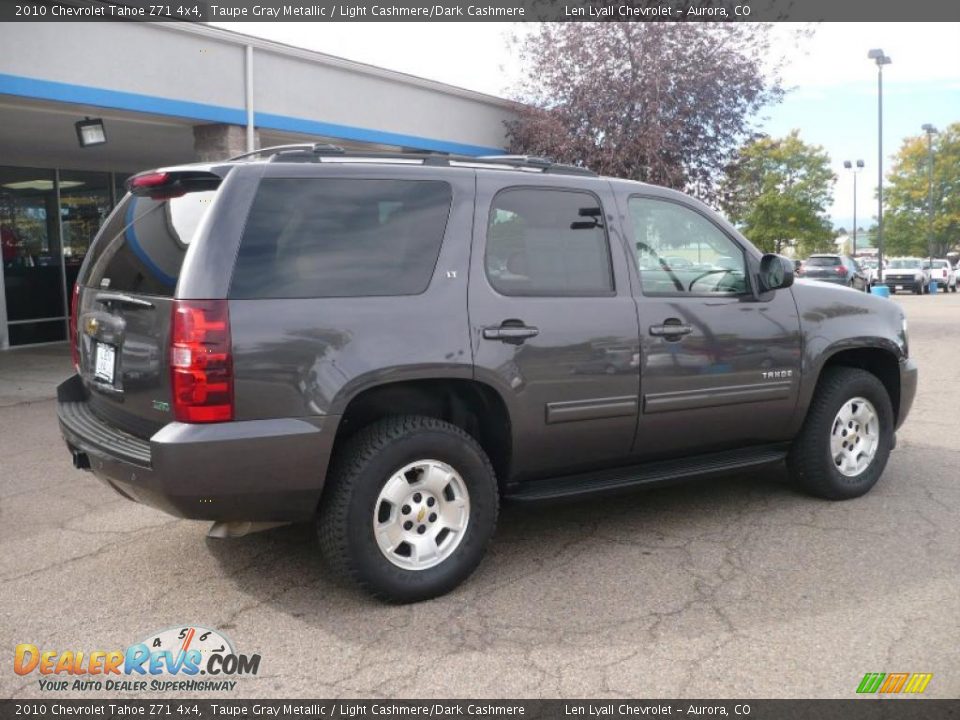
top-left (628, 197), bottom-right (747, 296)
top-left (230, 179), bottom-right (452, 299)
top-left (485, 188), bottom-right (614, 296)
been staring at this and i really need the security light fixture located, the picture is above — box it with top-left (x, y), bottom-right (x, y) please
top-left (868, 48), bottom-right (892, 65)
top-left (75, 117), bottom-right (106, 148)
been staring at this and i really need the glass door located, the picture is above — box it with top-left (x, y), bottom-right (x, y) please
top-left (0, 166), bottom-right (65, 346)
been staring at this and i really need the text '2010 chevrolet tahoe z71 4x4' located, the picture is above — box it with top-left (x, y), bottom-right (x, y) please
top-left (58, 146), bottom-right (917, 602)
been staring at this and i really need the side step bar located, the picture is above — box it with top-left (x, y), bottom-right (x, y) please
top-left (505, 445), bottom-right (789, 503)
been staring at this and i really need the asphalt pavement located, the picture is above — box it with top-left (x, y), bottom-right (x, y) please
top-left (1, 293), bottom-right (957, 699)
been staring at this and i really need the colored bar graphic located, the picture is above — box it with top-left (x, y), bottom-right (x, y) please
top-left (879, 673), bottom-right (909, 693)
top-left (856, 672), bottom-right (933, 694)
top-left (857, 673), bottom-right (885, 693)
top-left (903, 673), bottom-right (933, 693)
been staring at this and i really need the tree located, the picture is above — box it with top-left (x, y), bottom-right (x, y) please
top-left (505, 23), bottom-right (793, 204)
top-left (884, 122), bottom-right (960, 259)
top-left (719, 131), bottom-right (835, 256)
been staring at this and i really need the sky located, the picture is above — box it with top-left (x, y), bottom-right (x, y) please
top-left (212, 22), bottom-right (960, 227)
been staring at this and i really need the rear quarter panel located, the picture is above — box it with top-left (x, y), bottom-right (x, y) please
top-left (225, 165), bottom-right (477, 422)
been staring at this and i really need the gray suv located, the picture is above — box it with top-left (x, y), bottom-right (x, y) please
top-left (58, 146), bottom-right (918, 602)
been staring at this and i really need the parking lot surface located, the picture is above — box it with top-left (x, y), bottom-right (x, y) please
top-left (1, 293), bottom-right (958, 699)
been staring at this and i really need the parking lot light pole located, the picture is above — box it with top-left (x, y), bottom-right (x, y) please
top-left (843, 159), bottom-right (865, 256)
top-left (922, 124), bottom-right (938, 279)
top-left (868, 49), bottom-right (891, 285)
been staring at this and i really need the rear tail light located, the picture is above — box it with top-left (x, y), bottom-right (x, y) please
top-left (69, 283), bottom-right (80, 370)
top-left (835, 265), bottom-right (849, 277)
top-left (170, 300), bottom-right (233, 423)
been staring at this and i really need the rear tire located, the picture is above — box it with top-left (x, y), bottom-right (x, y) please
top-left (317, 415), bottom-right (498, 603)
top-left (788, 367), bottom-right (894, 500)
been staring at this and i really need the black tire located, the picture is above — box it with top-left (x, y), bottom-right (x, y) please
top-left (788, 367), bottom-right (894, 500)
top-left (317, 415), bottom-right (498, 603)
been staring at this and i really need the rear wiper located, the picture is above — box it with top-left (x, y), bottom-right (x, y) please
top-left (94, 292), bottom-right (156, 309)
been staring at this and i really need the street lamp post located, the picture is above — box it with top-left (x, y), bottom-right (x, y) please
top-left (868, 49), bottom-right (891, 285)
top-left (843, 159), bottom-right (864, 256)
top-left (921, 124), bottom-right (938, 284)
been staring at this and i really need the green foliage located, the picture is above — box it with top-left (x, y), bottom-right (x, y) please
top-left (720, 130), bottom-right (835, 256)
top-left (884, 123), bottom-right (960, 258)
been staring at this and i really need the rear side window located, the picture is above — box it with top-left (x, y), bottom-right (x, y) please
top-left (485, 188), bottom-right (613, 296)
top-left (230, 179), bottom-right (452, 299)
top-left (81, 192), bottom-right (216, 297)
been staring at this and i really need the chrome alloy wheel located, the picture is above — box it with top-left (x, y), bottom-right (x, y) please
top-left (830, 397), bottom-right (880, 477)
top-left (372, 460), bottom-right (470, 571)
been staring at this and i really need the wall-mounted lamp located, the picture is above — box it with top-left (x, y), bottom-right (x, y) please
top-left (75, 117), bottom-right (107, 148)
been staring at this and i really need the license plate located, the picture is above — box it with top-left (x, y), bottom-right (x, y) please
top-left (895, 285), bottom-right (903, 290)
top-left (94, 343), bottom-right (116, 384)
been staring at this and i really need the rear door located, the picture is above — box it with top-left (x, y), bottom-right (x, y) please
top-left (469, 173), bottom-right (640, 482)
top-left (75, 180), bottom-right (220, 437)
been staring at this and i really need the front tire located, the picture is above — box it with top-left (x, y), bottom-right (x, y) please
top-left (317, 415), bottom-right (498, 602)
top-left (788, 367), bottom-right (894, 500)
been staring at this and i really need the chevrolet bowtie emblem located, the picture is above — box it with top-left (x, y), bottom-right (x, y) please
top-left (84, 317), bottom-right (99, 336)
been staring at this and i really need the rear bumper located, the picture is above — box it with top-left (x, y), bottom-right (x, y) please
top-left (57, 375), bottom-right (337, 522)
top-left (897, 357), bottom-right (918, 430)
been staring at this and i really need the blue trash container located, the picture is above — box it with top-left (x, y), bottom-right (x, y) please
top-left (871, 285), bottom-right (891, 298)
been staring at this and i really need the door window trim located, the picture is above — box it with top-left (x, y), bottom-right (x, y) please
top-left (626, 194), bottom-right (754, 299)
top-left (483, 185), bottom-right (617, 298)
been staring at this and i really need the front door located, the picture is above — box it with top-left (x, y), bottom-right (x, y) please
top-left (469, 176), bottom-right (640, 482)
top-left (621, 194), bottom-right (802, 460)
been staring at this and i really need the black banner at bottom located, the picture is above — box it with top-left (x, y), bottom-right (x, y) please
top-left (1, 700), bottom-right (958, 720)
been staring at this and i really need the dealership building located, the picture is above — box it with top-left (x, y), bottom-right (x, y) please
top-left (0, 22), bottom-right (515, 348)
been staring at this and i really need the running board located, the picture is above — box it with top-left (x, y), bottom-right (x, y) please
top-left (505, 445), bottom-right (788, 503)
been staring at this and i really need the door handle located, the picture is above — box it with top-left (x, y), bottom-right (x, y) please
top-left (649, 322), bottom-right (692, 338)
top-left (483, 321), bottom-right (539, 345)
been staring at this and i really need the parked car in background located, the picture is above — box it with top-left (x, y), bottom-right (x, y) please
top-left (884, 258), bottom-right (931, 294)
top-left (924, 259), bottom-right (957, 293)
top-left (799, 254), bottom-right (869, 291)
top-left (858, 257), bottom-right (884, 289)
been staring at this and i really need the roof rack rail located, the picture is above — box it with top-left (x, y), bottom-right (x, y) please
top-left (234, 143), bottom-right (597, 177)
top-left (227, 144), bottom-right (317, 161)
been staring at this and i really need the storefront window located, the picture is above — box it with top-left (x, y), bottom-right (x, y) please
top-left (0, 166), bottom-right (65, 346)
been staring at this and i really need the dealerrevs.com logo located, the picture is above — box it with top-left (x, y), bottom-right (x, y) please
top-left (14, 626), bottom-right (260, 693)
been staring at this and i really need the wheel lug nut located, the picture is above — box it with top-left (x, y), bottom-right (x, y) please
top-left (417, 525), bottom-right (426, 534)
top-left (413, 493), bottom-right (422, 503)
top-left (429, 513), bottom-right (437, 522)
top-left (401, 505), bottom-right (411, 515)
top-left (427, 497), bottom-right (435, 507)
top-left (403, 521), bottom-right (413, 531)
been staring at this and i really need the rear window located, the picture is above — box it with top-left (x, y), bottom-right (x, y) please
top-left (230, 179), bottom-right (452, 299)
top-left (890, 259), bottom-right (921, 269)
top-left (805, 257), bottom-right (840, 266)
top-left (81, 191), bottom-right (216, 297)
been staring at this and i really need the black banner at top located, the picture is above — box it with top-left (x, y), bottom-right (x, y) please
top-left (2, 0), bottom-right (960, 21)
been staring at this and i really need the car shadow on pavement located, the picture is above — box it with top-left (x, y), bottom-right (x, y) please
top-left (202, 465), bottom-right (799, 628)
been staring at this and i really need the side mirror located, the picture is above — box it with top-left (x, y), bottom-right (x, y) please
top-left (758, 254), bottom-right (795, 292)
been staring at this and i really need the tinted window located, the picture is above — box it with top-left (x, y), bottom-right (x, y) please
top-left (230, 179), bottom-right (452, 299)
top-left (806, 257), bottom-right (841, 266)
top-left (628, 197), bottom-right (747, 295)
top-left (889, 259), bottom-right (921, 269)
top-left (81, 191), bottom-right (216, 297)
top-left (485, 188), bottom-right (613, 296)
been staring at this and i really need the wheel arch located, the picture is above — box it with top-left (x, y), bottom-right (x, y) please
top-left (805, 345), bottom-right (902, 427)
top-left (328, 378), bottom-right (513, 489)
